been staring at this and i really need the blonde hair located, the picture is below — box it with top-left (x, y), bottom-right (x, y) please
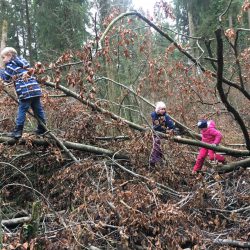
top-left (1, 47), bottom-right (17, 57)
top-left (155, 101), bottom-right (166, 112)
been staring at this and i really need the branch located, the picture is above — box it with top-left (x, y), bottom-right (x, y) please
top-left (172, 136), bottom-right (250, 157)
top-left (44, 81), bottom-right (145, 131)
top-left (218, 0), bottom-right (233, 23)
top-left (95, 77), bottom-right (199, 138)
top-left (95, 136), bottom-right (130, 141)
top-left (44, 82), bottom-right (250, 158)
top-left (215, 28), bottom-right (250, 150)
top-left (98, 12), bottom-right (136, 48)
top-left (1, 210), bottom-right (66, 226)
top-left (0, 136), bottom-right (128, 159)
top-left (110, 157), bottom-right (181, 198)
top-left (1, 86), bottom-right (79, 163)
top-left (215, 157), bottom-right (250, 173)
top-left (98, 11), bottom-right (250, 101)
top-left (1, 216), bottom-right (31, 226)
top-left (213, 239), bottom-right (250, 248)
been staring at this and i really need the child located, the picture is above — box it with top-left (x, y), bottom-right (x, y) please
top-left (192, 119), bottom-right (225, 173)
top-left (0, 47), bottom-right (46, 139)
top-left (149, 101), bottom-right (175, 167)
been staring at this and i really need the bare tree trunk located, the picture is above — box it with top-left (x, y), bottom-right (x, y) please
top-left (24, 0), bottom-right (33, 64)
top-left (228, 14), bottom-right (233, 27)
top-left (187, 3), bottom-right (196, 57)
top-left (0, 19), bottom-right (8, 67)
top-left (248, 9), bottom-right (250, 29)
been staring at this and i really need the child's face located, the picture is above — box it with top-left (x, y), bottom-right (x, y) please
top-left (157, 108), bottom-right (166, 115)
top-left (1, 53), bottom-right (12, 64)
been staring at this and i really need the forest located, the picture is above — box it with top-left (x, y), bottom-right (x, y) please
top-left (0, 0), bottom-right (250, 249)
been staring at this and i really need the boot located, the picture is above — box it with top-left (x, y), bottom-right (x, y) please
top-left (35, 124), bottom-right (46, 135)
top-left (9, 125), bottom-right (23, 139)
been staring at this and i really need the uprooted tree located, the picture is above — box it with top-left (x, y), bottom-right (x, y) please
top-left (0, 1), bottom-right (250, 249)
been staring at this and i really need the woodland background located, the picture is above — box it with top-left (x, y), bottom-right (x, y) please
top-left (0, 0), bottom-right (250, 249)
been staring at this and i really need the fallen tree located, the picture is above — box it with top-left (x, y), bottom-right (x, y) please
top-left (0, 136), bottom-right (128, 159)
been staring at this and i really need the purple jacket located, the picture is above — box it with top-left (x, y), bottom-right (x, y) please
top-left (201, 120), bottom-right (222, 145)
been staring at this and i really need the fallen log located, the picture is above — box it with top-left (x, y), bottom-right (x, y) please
top-left (213, 239), bottom-right (250, 248)
top-left (173, 136), bottom-right (250, 157)
top-left (1, 210), bottom-right (66, 227)
top-left (0, 136), bottom-right (128, 159)
top-left (43, 82), bottom-right (250, 158)
top-left (2, 216), bottom-right (31, 226)
top-left (216, 158), bottom-right (250, 173)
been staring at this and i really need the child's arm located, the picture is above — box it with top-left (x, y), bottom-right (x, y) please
top-left (210, 128), bottom-right (223, 145)
top-left (165, 115), bottom-right (175, 130)
top-left (0, 69), bottom-right (5, 77)
top-left (12, 56), bottom-right (30, 69)
top-left (0, 67), bottom-right (12, 82)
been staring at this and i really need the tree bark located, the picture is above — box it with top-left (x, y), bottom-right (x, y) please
top-left (187, 2), bottom-right (196, 57)
top-left (0, 19), bottom-right (8, 67)
top-left (215, 28), bottom-right (250, 150)
top-left (216, 157), bottom-right (250, 173)
top-left (2, 216), bottom-right (31, 226)
top-left (0, 136), bottom-right (128, 159)
top-left (213, 239), bottom-right (250, 248)
top-left (248, 9), bottom-right (250, 29)
top-left (228, 14), bottom-right (233, 27)
top-left (24, 0), bottom-right (33, 64)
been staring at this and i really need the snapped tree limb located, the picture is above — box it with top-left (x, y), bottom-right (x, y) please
top-left (0, 136), bottom-right (128, 159)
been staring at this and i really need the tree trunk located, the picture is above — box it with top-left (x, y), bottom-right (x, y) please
top-left (187, 2), bottom-right (196, 57)
top-left (0, 19), bottom-right (8, 67)
top-left (228, 14), bottom-right (233, 27)
top-left (24, 0), bottom-right (33, 64)
top-left (248, 9), bottom-right (250, 29)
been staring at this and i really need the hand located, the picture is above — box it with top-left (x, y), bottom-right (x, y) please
top-left (22, 72), bottom-right (30, 81)
top-left (166, 129), bottom-right (174, 135)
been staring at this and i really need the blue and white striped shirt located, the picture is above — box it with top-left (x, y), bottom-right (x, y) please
top-left (0, 56), bottom-right (42, 100)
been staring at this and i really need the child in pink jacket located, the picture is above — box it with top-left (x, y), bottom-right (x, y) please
top-left (193, 120), bottom-right (225, 173)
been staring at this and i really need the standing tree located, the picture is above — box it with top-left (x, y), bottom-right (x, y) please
top-left (34, 0), bottom-right (90, 60)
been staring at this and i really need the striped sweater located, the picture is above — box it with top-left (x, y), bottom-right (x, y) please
top-left (0, 56), bottom-right (42, 100)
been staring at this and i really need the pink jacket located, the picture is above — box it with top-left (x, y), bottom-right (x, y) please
top-left (201, 120), bottom-right (222, 145)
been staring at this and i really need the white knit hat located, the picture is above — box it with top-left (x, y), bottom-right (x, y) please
top-left (155, 101), bottom-right (166, 112)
